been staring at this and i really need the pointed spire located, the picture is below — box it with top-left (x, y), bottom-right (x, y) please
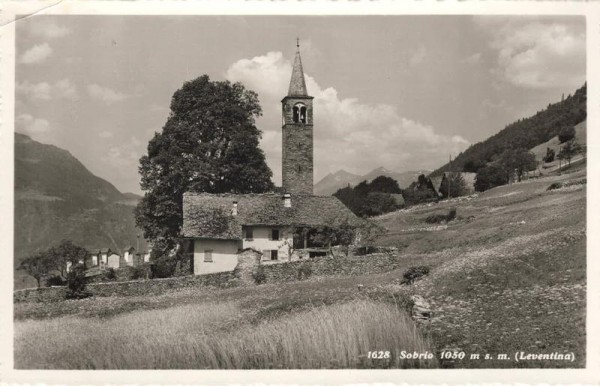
top-left (288, 39), bottom-right (308, 97)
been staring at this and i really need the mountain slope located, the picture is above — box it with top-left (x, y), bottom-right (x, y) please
top-left (314, 170), bottom-right (362, 196)
top-left (530, 120), bottom-right (587, 163)
top-left (14, 133), bottom-right (143, 289)
top-left (430, 84), bottom-right (587, 177)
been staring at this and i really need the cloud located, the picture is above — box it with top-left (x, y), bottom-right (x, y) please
top-left (16, 114), bottom-right (50, 134)
top-left (54, 79), bottom-right (78, 100)
top-left (463, 53), bottom-right (482, 65)
top-left (478, 17), bottom-right (585, 89)
top-left (29, 21), bottom-right (70, 39)
top-left (19, 43), bottom-right (53, 64)
top-left (99, 131), bottom-right (114, 139)
top-left (105, 136), bottom-right (143, 169)
top-left (17, 78), bottom-right (78, 101)
top-left (225, 51), bottom-right (470, 183)
top-left (88, 84), bottom-right (128, 104)
top-left (16, 81), bottom-right (51, 100)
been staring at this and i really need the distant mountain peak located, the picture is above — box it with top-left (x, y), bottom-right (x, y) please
top-left (314, 167), bottom-right (433, 196)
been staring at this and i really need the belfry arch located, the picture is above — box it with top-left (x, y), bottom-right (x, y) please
top-left (293, 103), bottom-right (307, 124)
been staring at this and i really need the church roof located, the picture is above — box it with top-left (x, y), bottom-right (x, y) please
top-left (430, 176), bottom-right (444, 195)
top-left (182, 193), bottom-right (363, 240)
top-left (442, 172), bottom-right (477, 189)
top-left (288, 46), bottom-right (309, 97)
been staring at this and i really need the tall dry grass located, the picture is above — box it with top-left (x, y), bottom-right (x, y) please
top-left (15, 299), bottom-right (435, 369)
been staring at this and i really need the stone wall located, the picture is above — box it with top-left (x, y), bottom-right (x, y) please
top-left (14, 253), bottom-right (402, 303)
top-left (259, 253), bottom-right (402, 283)
top-left (14, 286), bottom-right (67, 303)
top-left (236, 248), bottom-right (262, 285)
top-left (14, 271), bottom-right (238, 303)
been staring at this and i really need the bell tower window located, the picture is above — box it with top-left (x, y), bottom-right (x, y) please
top-left (293, 103), bottom-right (307, 124)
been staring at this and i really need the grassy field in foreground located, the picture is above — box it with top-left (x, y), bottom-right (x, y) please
top-left (15, 300), bottom-right (435, 369)
top-left (14, 169), bottom-right (586, 369)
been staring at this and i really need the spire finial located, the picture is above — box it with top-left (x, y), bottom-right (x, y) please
top-left (288, 38), bottom-right (308, 96)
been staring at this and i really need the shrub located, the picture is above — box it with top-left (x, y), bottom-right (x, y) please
top-left (424, 208), bottom-right (456, 224)
top-left (252, 265), bottom-right (266, 284)
top-left (447, 207), bottom-right (457, 221)
top-left (401, 266), bottom-right (431, 284)
top-left (558, 126), bottom-right (576, 143)
top-left (544, 147), bottom-right (555, 163)
top-left (151, 256), bottom-right (176, 278)
top-left (547, 182), bottom-right (564, 191)
top-left (131, 264), bottom-right (150, 280)
top-left (297, 263), bottom-right (313, 280)
top-left (439, 173), bottom-right (468, 198)
top-left (65, 265), bottom-right (92, 299)
top-left (356, 246), bottom-right (378, 256)
top-left (425, 214), bottom-right (447, 224)
top-left (104, 268), bottom-right (117, 281)
top-left (44, 275), bottom-right (65, 287)
top-left (475, 163), bottom-right (507, 192)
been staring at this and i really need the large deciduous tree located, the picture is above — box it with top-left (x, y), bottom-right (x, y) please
top-left (135, 75), bottom-right (274, 269)
top-left (368, 176), bottom-right (401, 194)
top-left (558, 140), bottom-right (582, 166)
top-left (18, 252), bottom-right (54, 288)
top-left (558, 125), bottom-right (576, 143)
top-left (49, 239), bottom-right (89, 279)
top-left (499, 148), bottom-right (537, 182)
top-left (475, 163), bottom-right (507, 192)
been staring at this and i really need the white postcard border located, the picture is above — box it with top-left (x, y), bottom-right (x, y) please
top-left (1, 1), bottom-right (598, 385)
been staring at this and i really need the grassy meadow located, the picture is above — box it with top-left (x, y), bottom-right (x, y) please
top-left (14, 165), bottom-right (586, 369)
top-left (15, 300), bottom-right (435, 369)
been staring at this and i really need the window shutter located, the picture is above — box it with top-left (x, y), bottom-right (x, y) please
top-left (204, 250), bottom-right (213, 263)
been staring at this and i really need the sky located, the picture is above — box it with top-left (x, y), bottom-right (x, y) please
top-left (15, 15), bottom-right (586, 194)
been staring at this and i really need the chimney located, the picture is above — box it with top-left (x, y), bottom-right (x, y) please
top-left (232, 201), bottom-right (238, 216)
top-left (283, 194), bottom-right (291, 208)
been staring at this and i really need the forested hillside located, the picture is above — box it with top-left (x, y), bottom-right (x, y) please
top-left (430, 84), bottom-right (586, 177)
top-left (14, 133), bottom-right (143, 289)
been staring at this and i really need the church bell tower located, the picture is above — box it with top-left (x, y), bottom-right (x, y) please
top-left (281, 39), bottom-right (314, 194)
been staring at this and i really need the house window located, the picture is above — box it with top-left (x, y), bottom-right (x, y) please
top-left (271, 229), bottom-right (280, 241)
top-left (262, 250), bottom-right (279, 261)
top-left (245, 227), bottom-right (254, 240)
top-left (204, 249), bottom-right (213, 263)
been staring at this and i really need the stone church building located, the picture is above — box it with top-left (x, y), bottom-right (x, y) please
top-left (182, 43), bottom-right (361, 276)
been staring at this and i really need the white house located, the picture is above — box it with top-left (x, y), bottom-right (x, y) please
top-left (87, 248), bottom-right (101, 267)
top-left (123, 246), bottom-right (136, 266)
top-left (99, 248), bottom-right (111, 266)
top-left (107, 252), bottom-right (121, 269)
top-left (182, 193), bottom-right (361, 275)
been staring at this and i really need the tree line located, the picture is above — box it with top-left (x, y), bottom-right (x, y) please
top-left (430, 83), bottom-right (586, 178)
top-left (333, 176), bottom-right (404, 217)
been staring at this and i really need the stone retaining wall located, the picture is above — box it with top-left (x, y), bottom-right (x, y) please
top-left (14, 271), bottom-right (237, 303)
top-left (14, 253), bottom-right (402, 303)
top-left (261, 253), bottom-right (401, 282)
